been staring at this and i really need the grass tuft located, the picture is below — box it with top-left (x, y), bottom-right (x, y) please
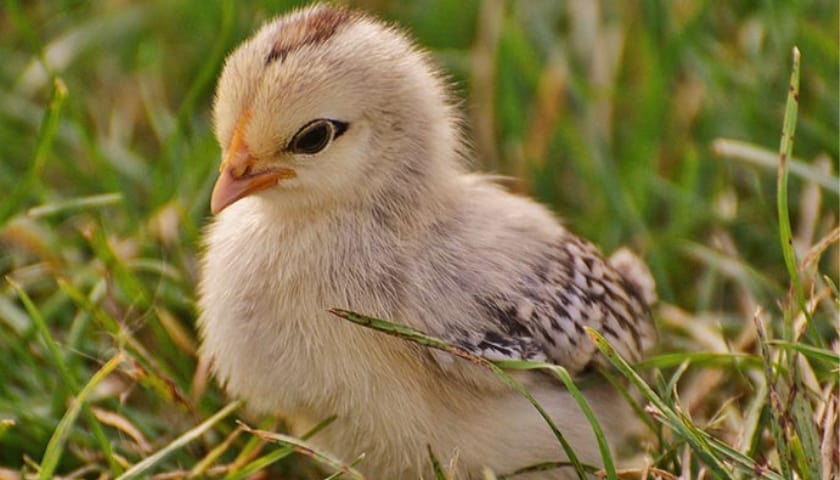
top-left (0, 2), bottom-right (837, 479)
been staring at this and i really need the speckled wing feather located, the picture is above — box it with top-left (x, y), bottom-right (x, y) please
top-left (450, 234), bottom-right (656, 375)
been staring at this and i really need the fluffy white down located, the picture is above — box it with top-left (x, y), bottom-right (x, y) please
top-left (200, 183), bottom-right (640, 479)
top-left (199, 5), bottom-right (652, 479)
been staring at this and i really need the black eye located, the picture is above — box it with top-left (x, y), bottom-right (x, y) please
top-left (288, 119), bottom-right (347, 154)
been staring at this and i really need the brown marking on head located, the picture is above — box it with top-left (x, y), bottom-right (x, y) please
top-left (265, 6), bottom-right (354, 65)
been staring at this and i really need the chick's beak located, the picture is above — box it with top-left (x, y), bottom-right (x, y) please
top-left (210, 112), bottom-right (296, 215)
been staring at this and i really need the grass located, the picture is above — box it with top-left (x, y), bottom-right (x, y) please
top-left (0, 0), bottom-right (838, 478)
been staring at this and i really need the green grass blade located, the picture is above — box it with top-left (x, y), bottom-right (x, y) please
top-left (8, 279), bottom-right (74, 401)
top-left (188, 426), bottom-right (242, 478)
top-left (0, 419), bottom-right (14, 441)
top-left (790, 369), bottom-right (822, 480)
top-left (755, 313), bottom-right (795, 480)
top-left (38, 353), bottom-right (124, 480)
top-left (322, 455), bottom-right (367, 480)
top-left (776, 47), bottom-right (811, 340)
top-left (27, 193), bottom-right (123, 218)
top-left (768, 341), bottom-right (840, 366)
top-left (495, 360), bottom-right (617, 480)
top-left (0, 78), bottom-right (67, 225)
top-left (174, 0), bottom-right (235, 134)
top-left (10, 279), bottom-right (121, 475)
top-left (222, 415), bottom-right (336, 480)
top-left (769, 46), bottom-right (823, 480)
top-left (586, 327), bottom-right (785, 480)
top-left (635, 352), bottom-right (763, 370)
top-left (116, 400), bottom-right (243, 480)
top-left (86, 221), bottom-right (150, 308)
top-left (428, 445), bottom-right (448, 480)
top-left (739, 378), bottom-right (768, 458)
top-left (328, 308), bottom-right (590, 479)
top-left (237, 421), bottom-right (366, 480)
top-left (712, 138), bottom-right (839, 195)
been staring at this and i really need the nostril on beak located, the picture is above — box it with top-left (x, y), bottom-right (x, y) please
top-left (228, 149), bottom-right (255, 178)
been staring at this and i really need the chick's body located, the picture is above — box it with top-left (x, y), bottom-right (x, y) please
top-left (199, 5), bottom-right (655, 479)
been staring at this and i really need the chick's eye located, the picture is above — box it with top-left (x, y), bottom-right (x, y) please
top-left (289, 119), bottom-right (347, 154)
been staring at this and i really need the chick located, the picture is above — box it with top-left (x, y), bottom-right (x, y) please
top-left (199, 5), bottom-right (656, 479)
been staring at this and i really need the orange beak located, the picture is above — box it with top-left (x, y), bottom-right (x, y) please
top-left (210, 111), bottom-right (296, 214)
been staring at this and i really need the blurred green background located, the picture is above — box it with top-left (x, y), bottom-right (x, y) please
top-left (0, 0), bottom-right (837, 477)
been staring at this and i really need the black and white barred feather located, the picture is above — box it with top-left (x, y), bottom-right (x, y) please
top-left (449, 233), bottom-right (656, 375)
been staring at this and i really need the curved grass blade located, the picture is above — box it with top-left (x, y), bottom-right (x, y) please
top-left (328, 308), bottom-right (591, 479)
top-left (38, 353), bottom-right (124, 480)
top-left (238, 421), bottom-right (366, 480)
top-left (27, 192), bottom-right (123, 218)
top-left (768, 341), bottom-right (840, 367)
top-left (712, 138), bottom-right (839, 195)
top-left (776, 47), bottom-right (814, 342)
top-left (222, 415), bottom-right (336, 480)
top-left (635, 351), bottom-right (763, 370)
top-left (428, 445), bottom-right (447, 480)
top-left (0, 77), bottom-right (67, 225)
top-left (10, 279), bottom-right (121, 475)
top-left (495, 360), bottom-right (617, 480)
top-left (188, 425), bottom-right (243, 478)
top-left (587, 327), bottom-right (784, 480)
top-left (116, 400), bottom-right (243, 480)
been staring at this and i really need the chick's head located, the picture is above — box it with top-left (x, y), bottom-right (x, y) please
top-left (211, 5), bottom-right (461, 216)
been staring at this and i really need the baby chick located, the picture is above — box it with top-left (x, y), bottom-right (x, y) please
top-left (199, 4), bottom-right (656, 479)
